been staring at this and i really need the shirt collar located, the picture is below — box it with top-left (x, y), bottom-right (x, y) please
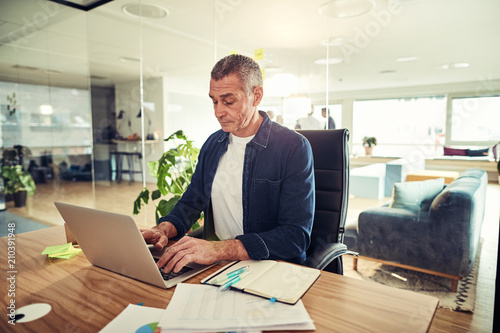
top-left (216, 110), bottom-right (271, 148)
top-left (250, 110), bottom-right (271, 148)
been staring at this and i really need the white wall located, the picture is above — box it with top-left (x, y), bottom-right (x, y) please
top-left (162, 77), bottom-right (219, 150)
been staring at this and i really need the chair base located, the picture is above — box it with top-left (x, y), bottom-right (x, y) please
top-left (350, 255), bottom-right (462, 292)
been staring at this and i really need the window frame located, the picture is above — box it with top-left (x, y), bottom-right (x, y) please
top-left (446, 93), bottom-right (500, 147)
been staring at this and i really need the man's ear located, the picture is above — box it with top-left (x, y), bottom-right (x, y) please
top-left (252, 86), bottom-right (264, 106)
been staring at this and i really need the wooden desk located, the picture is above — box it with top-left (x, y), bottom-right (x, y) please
top-left (0, 227), bottom-right (438, 332)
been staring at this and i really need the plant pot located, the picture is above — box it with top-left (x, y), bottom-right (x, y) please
top-left (364, 146), bottom-right (373, 156)
top-left (13, 190), bottom-right (27, 207)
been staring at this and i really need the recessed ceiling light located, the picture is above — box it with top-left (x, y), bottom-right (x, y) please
top-left (436, 62), bottom-right (470, 70)
top-left (315, 58), bottom-right (344, 65)
top-left (122, 3), bottom-right (168, 19)
top-left (11, 65), bottom-right (39, 71)
top-left (318, 0), bottom-right (374, 18)
top-left (396, 56), bottom-right (418, 62)
top-left (452, 62), bottom-right (470, 68)
top-left (380, 70), bottom-right (397, 75)
top-left (320, 37), bottom-right (351, 47)
top-left (120, 56), bottom-right (141, 63)
top-left (44, 69), bottom-right (63, 75)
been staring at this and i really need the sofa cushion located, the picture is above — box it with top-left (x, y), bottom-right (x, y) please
top-left (444, 147), bottom-right (468, 156)
top-left (467, 148), bottom-right (489, 156)
top-left (390, 178), bottom-right (445, 212)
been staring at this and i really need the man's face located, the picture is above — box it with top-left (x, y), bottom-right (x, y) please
top-left (209, 74), bottom-right (261, 137)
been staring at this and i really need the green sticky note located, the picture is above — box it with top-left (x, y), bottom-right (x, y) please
top-left (43, 243), bottom-right (82, 259)
top-left (50, 250), bottom-right (81, 259)
top-left (42, 243), bottom-right (72, 255)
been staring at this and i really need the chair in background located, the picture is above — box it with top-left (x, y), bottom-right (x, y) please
top-left (297, 129), bottom-right (351, 274)
top-left (110, 151), bottom-right (143, 184)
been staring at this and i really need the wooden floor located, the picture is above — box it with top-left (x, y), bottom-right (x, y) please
top-left (6, 179), bottom-right (499, 333)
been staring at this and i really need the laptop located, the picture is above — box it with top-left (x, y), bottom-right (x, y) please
top-left (54, 202), bottom-right (215, 288)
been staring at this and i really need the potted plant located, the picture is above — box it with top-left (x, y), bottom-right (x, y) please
top-left (133, 130), bottom-right (202, 231)
top-left (1, 164), bottom-right (36, 207)
top-left (362, 136), bottom-right (377, 156)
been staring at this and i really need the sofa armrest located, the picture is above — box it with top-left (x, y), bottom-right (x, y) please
top-left (357, 207), bottom-right (434, 264)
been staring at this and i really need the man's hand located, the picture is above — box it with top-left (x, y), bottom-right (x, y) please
top-left (140, 222), bottom-right (178, 251)
top-left (157, 237), bottom-right (249, 273)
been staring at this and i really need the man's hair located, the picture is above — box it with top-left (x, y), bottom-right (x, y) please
top-left (211, 54), bottom-right (263, 95)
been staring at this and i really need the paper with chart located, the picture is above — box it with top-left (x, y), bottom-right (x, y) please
top-left (99, 304), bottom-right (165, 332)
top-left (159, 283), bottom-right (315, 331)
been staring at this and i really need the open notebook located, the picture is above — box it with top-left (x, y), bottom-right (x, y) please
top-left (201, 259), bottom-right (320, 305)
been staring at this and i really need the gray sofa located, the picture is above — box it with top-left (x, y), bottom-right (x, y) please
top-left (345, 169), bottom-right (488, 290)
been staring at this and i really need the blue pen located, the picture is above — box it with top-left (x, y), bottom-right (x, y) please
top-left (212, 265), bottom-right (250, 284)
top-left (218, 271), bottom-right (250, 292)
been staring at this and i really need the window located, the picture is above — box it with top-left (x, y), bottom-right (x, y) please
top-left (353, 96), bottom-right (446, 157)
top-left (450, 96), bottom-right (500, 143)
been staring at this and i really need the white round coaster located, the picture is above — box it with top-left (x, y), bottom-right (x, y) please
top-left (15, 303), bottom-right (52, 323)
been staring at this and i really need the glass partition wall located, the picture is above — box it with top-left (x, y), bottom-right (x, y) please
top-left (3, 0), bottom-right (497, 228)
top-left (0, 0), bottom-right (342, 228)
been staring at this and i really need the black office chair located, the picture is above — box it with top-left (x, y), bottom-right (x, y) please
top-left (297, 129), bottom-right (351, 275)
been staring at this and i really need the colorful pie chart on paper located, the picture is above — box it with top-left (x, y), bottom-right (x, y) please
top-left (135, 322), bottom-right (159, 333)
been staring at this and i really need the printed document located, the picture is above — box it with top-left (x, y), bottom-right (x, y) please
top-left (159, 283), bottom-right (315, 332)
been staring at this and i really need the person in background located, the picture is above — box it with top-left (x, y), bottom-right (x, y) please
top-left (322, 107), bottom-right (336, 129)
top-left (275, 114), bottom-right (283, 124)
top-left (295, 106), bottom-right (322, 130)
top-left (266, 110), bottom-right (275, 121)
top-left (141, 54), bottom-right (315, 274)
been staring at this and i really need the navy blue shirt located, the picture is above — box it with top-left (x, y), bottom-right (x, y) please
top-left (160, 111), bottom-right (315, 264)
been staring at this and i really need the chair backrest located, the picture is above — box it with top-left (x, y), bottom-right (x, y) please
top-left (297, 129), bottom-right (350, 272)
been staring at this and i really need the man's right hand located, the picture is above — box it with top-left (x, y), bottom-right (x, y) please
top-left (140, 221), bottom-right (178, 252)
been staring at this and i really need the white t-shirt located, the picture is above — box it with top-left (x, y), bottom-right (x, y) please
top-left (211, 133), bottom-right (254, 240)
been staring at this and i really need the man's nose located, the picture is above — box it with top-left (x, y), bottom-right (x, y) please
top-left (214, 104), bottom-right (226, 118)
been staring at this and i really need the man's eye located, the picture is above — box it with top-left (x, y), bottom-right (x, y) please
top-left (225, 101), bottom-right (234, 105)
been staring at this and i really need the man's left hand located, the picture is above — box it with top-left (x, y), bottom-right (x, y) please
top-left (157, 236), bottom-right (249, 273)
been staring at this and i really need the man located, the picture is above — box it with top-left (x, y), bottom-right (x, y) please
top-left (142, 54), bottom-right (315, 274)
top-left (322, 107), bottom-right (336, 130)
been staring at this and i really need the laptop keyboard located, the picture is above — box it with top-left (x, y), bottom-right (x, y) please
top-left (160, 266), bottom-right (193, 281)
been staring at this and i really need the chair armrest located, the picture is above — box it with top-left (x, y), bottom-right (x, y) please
top-left (187, 225), bottom-right (204, 239)
top-left (305, 242), bottom-right (347, 271)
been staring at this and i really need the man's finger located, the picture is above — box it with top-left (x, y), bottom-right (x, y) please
top-left (154, 235), bottom-right (169, 251)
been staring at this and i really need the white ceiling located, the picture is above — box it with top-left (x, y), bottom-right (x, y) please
top-left (0, 0), bottom-right (499, 97)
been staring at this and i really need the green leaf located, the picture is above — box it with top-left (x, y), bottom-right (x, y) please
top-left (190, 221), bottom-right (201, 232)
top-left (157, 196), bottom-right (181, 217)
top-left (133, 188), bottom-right (149, 215)
top-left (148, 161), bottom-right (158, 177)
top-left (151, 189), bottom-right (161, 201)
